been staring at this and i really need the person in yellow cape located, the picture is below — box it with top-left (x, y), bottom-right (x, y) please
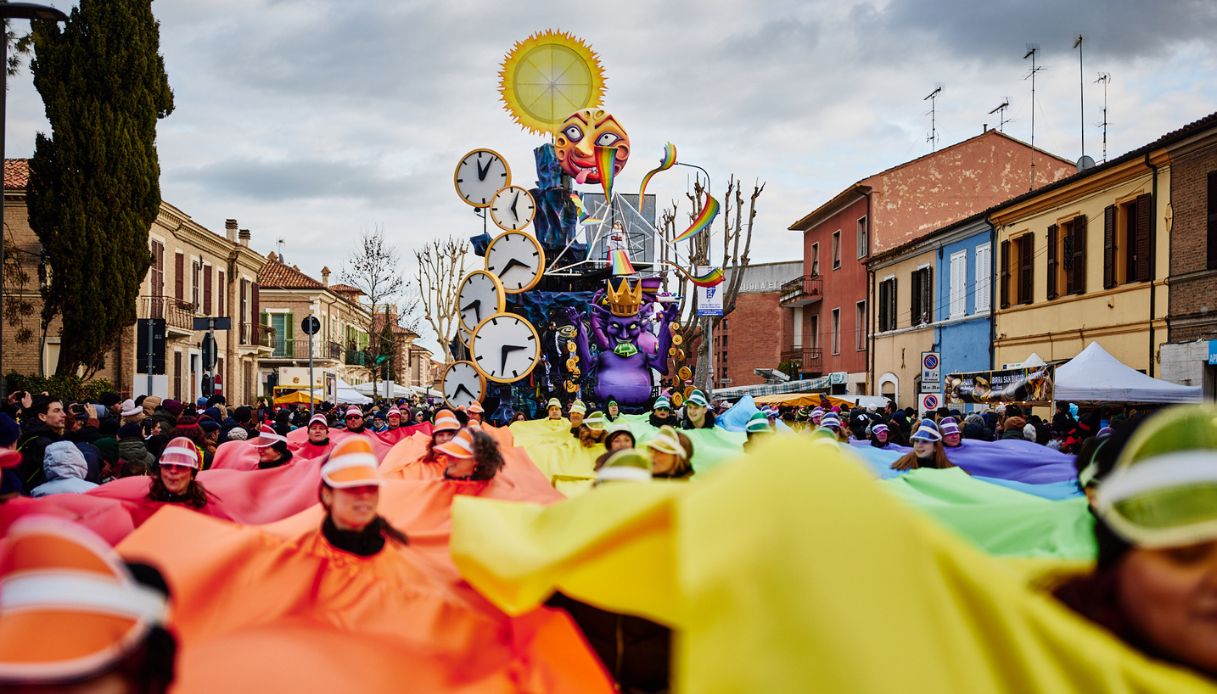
top-left (645, 425), bottom-right (693, 479)
top-left (450, 432), bottom-right (1217, 692)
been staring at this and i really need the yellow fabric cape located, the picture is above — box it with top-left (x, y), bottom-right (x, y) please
top-left (450, 434), bottom-right (1217, 692)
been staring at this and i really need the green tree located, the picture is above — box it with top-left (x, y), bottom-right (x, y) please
top-left (26, 0), bottom-right (173, 377)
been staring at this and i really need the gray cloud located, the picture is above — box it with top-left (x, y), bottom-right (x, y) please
top-left (172, 156), bottom-right (413, 202)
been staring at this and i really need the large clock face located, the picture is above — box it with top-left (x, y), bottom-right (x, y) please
top-left (470, 313), bottom-right (541, 383)
top-left (489, 185), bottom-right (537, 232)
top-left (456, 270), bottom-right (505, 332)
top-left (485, 231), bottom-right (545, 294)
top-left (454, 149), bottom-right (510, 208)
top-left (442, 361), bottom-right (486, 410)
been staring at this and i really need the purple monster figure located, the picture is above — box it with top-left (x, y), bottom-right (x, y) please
top-left (564, 278), bottom-right (678, 410)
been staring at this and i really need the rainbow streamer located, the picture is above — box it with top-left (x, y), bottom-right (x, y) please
top-left (637, 142), bottom-right (678, 203)
top-left (611, 248), bottom-right (636, 276)
top-left (685, 266), bottom-right (725, 287)
top-left (595, 145), bottom-right (617, 202)
top-left (569, 192), bottom-right (602, 226)
top-left (672, 192), bottom-right (720, 243)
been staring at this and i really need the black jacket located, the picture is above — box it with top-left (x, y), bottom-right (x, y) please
top-left (17, 424), bottom-right (63, 488)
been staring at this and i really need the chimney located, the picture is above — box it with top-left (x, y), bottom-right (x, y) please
top-left (238, 228), bottom-right (251, 247)
top-left (225, 218), bottom-right (238, 242)
top-left (321, 266), bottom-right (330, 286)
top-left (267, 251), bottom-right (278, 263)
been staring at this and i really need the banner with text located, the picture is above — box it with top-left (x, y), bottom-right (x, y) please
top-left (945, 365), bottom-right (1054, 406)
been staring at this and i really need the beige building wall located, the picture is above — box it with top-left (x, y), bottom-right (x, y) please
top-left (992, 153), bottom-right (1171, 374)
top-left (870, 247), bottom-right (937, 407)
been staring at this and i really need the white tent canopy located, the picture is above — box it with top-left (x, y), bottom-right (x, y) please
top-left (353, 380), bottom-right (413, 399)
top-left (335, 378), bottom-right (372, 405)
top-left (1054, 342), bottom-right (1202, 404)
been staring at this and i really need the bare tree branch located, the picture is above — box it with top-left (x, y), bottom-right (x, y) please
top-left (340, 226), bottom-right (407, 394)
top-left (414, 235), bottom-right (469, 362)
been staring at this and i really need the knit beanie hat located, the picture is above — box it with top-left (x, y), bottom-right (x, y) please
top-left (746, 412), bottom-right (771, 433)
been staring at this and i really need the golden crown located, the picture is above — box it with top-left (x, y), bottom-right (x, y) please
top-left (605, 278), bottom-right (643, 316)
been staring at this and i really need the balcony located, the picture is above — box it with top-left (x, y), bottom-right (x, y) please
top-left (345, 349), bottom-right (370, 367)
top-left (780, 347), bottom-right (822, 373)
top-left (779, 275), bottom-right (823, 307)
top-left (240, 322), bottom-right (273, 349)
top-left (267, 338), bottom-right (345, 361)
top-left (138, 296), bottom-right (197, 336)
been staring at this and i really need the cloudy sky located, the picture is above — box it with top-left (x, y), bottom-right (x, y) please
top-left (6, 0), bottom-right (1217, 350)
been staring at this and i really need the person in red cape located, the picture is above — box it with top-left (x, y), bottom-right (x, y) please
top-left (438, 428), bottom-right (505, 483)
top-left (343, 406), bottom-right (371, 435)
top-left (318, 437), bottom-right (409, 556)
top-left (251, 425), bottom-right (293, 470)
top-left (386, 407), bottom-right (405, 431)
top-left (300, 413), bottom-right (334, 456)
top-left (148, 437), bottom-right (213, 509)
top-left (0, 516), bottom-right (177, 692)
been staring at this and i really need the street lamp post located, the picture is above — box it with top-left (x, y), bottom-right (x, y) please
top-left (0, 3), bottom-right (68, 398)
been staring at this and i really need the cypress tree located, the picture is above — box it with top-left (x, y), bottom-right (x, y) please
top-left (26, 0), bottom-right (173, 377)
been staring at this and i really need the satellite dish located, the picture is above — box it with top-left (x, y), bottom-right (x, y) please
top-left (1076, 155), bottom-right (1096, 172)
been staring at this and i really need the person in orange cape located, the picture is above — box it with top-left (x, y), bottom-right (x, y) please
top-left (318, 437), bottom-right (409, 556)
top-left (406, 409), bottom-right (462, 478)
top-left (252, 425), bottom-right (293, 470)
top-left (0, 516), bottom-right (177, 692)
top-left (437, 427), bottom-right (505, 483)
top-left (464, 402), bottom-right (484, 425)
top-left (148, 437), bottom-right (214, 508)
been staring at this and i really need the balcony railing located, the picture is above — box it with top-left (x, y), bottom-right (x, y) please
top-left (345, 349), bottom-right (369, 367)
top-left (779, 275), bottom-right (823, 307)
top-left (268, 338), bottom-right (345, 360)
top-left (138, 296), bottom-right (196, 331)
top-left (239, 322), bottom-right (273, 348)
top-left (780, 347), bottom-right (823, 372)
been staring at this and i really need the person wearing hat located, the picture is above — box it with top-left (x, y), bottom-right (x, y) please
top-left (117, 421), bottom-right (156, 477)
top-left (319, 437), bottom-right (409, 556)
top-left (342, 406), bottom-right (370, 434)
top-left (120, 398), bottom-right (145, 424)
top-left (302, 413), bottom-right (334, 455)
top-left (870, 423), bottom-right (894, 449)
top-left (568, 400), bottom-right (587, 433)
top-left (648, 396), bottom-right (674, 428)
top-left (0, 517), bottom-right (177, 691)
top-left (605, 400), bottom-right (622, 422)
top-left (436, 428), bottom-right (505, 482)
top-left (891, 419), bottom-right (953, 471)
top-left (681, 390), bottom-right (716, 430)
top-left (1052, 405), bottom-right (1217, 677)
top-left (251, 424), bottom-right (293, 470)
top-left (595, 423), bottom-right (637, 470)
top-left (368, 410), bottom-right (388, 433)
top-left (809, 407), bottom-right (825, 426)
top-left (817, 412), bottom-right (851, 444)
top-left (545, 398), bottom-right (564, 421)
top-left (744, 412), bottom-right (772, 448)
top-left (148, 436), bottom-right (211, 508)
top-left (31, 441), bottom-right (98, 497)
top-left (465, 402), bottom-right (485, 425)
top-left (940, 417), bottom-right (963, 448)
top-left (385, 407), bottom-right (403, 430)
top-left (577, 411), bottom-right (609, 448)
top-left (420, 409), bottom-right (462, 468)
top-left (646, 425), bottom-right (694, 480)
top-left (594, 448), bottom-right (652, 486)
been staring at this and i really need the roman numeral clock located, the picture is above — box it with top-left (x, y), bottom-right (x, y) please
top-left (469, 313), bottom-right (541, 383)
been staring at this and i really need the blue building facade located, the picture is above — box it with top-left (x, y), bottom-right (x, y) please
top-left (933, 215), bottom-right (993, 406)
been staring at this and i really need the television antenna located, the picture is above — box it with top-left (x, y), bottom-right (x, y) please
top-left (1023, 45), bottom-right (1044, 190)
top-left (276, 238), bottom-right (286, 262)
top-left (1095, 72), bottom-right (1111, 162)
top-left (1074, 34), bottom-right (1086, 162)
top-left (924, 84), bottom-right (943, 152)
top-left (988, 99), bottom-right (1010, 133)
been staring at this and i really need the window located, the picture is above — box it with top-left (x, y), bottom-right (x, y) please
top-left (150, 240), bottom-right (165, 297)
top-left (1047, 216), bottom-right (1088, 300)
top-left (217, 271), bottom-right (225, 316)
top-left (910, 266), bottom-right (933, 325)
top-left (855, 301), bottom-right (866, 350)
top-left (975, 244), bottom-right (991, 312)
top-left (949, 250), bottom-right (967, 318)
top-left (1209, 172), bottom-right (1217, 270)
top-left (830, 308), bottom-right (840, 355)
top-left (1001, 234), bottom-right (1034, 307)
top-left (809, 314), bottom-right (820, 349)
top-left (174, 252), bottom-right (185, 301)
top-left (192, 260), bottom-right (201, 309)
top-left (811, 243), bottom-right (820, 276)
top-left (203, 264), bottom-right (213, 315)
top-left (1104, 194), bottom-right (1153, 287)
top-left (878, 277), bottom-right (897, 332)
top-left (832, 231), bottom-right (841, 269)
top-left (856, 216), bottom-right (869, 259)
top-left (271, 312), bottom-right (294, 357)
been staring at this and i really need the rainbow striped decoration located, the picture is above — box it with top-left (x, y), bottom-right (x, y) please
top-left (569, 192), bottom-right (602, 226)
top-left (637, 142), bottom-right (678, 203)
top-left (611, 248), bottom-right (636, 276)
top-left (672, 192), bottom-right (720, 243)
top-left (595, 145), bottom-right (617, 202)
top-left (669, 263), bottom-right (725, 287)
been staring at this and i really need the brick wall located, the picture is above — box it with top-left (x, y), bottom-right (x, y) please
top-left (1167, 138), bottom-right (1217, 342)
top-left (716, 290), bottom-right (786, 387)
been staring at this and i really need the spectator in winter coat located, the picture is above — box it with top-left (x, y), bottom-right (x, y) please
top-left (31, 441), bottom-right (98, 497)
top-left (117, 422), bottom-right (155, 475)
top-left (0, 413), bottom-right (24, 498)
top-left (17, 396), bottom-right (66, 489)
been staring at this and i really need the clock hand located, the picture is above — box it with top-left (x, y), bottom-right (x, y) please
top-left (501, 257), bottom-right (528, 276)
top-left (461, 299), bottom-right (482, 320)
top-left (477, 159), bottom-right (491, 181)
top-left (501, 344), bottom-right (526, 373)
top-left (511, 191), bottom-right (520, 218)
top-left (454, 383), bottom-right (474, 400)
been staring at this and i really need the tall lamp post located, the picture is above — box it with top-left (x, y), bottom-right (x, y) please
top-left (0, 3), bottom-right (68, 399)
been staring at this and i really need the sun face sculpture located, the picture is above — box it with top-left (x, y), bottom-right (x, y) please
top-left (553, 108), bottom-right (630, 184)
top-left (499, 30), bottom-right (606, 136)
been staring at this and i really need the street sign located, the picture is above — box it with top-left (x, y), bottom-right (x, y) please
top-left (829, 371), bottom-right (847, 385)
top-left (921, 351), bottom-right (941, 391)
top-left (301, 315), bottom-right (321, 336)
top-left (919, 392), bottom-right (941, 415)
top-left (201, 332), bottom-right (218, 371)
top-left (696, 267), bottom-right (724, 317)
top-left (192, 316), bottom-right (231, 331)
top-left (136, 319), bottom-right (166, 374)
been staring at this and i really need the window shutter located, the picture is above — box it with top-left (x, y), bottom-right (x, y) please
top-left (203, 267), bottom-right (213, 315)
top-left (1072, 216), bottom-right (1087, 294)
top-left (251, 282), bottom-right (260, 326)
top-left (1019, 236), bottom-right (1034, 305)
top-left (890, 278), bottom-right (898, 329)
top-left (910, 271), bottom-right (921, 326)
top-left (1103, 205), bottom-right (1116, 288)
top-left (174, 253), bottom-right (184, 300)
top-left (1134, 193), bottom-right (1153, 282)
top-left (217, 271), bottom-right (225, 316)
top-left (923, 266), bottom-right (933, 323)
top-left (1000, 240), bottom-right (1010, 308)
top-left (1046, 224), bottom-right (1058, 300)
top-left (1208, 173), bottom-right (1217, 270)
top-left (878, 281), bottom-right (889, 332)
top-left (286, 313), bottom-right (295, 357)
